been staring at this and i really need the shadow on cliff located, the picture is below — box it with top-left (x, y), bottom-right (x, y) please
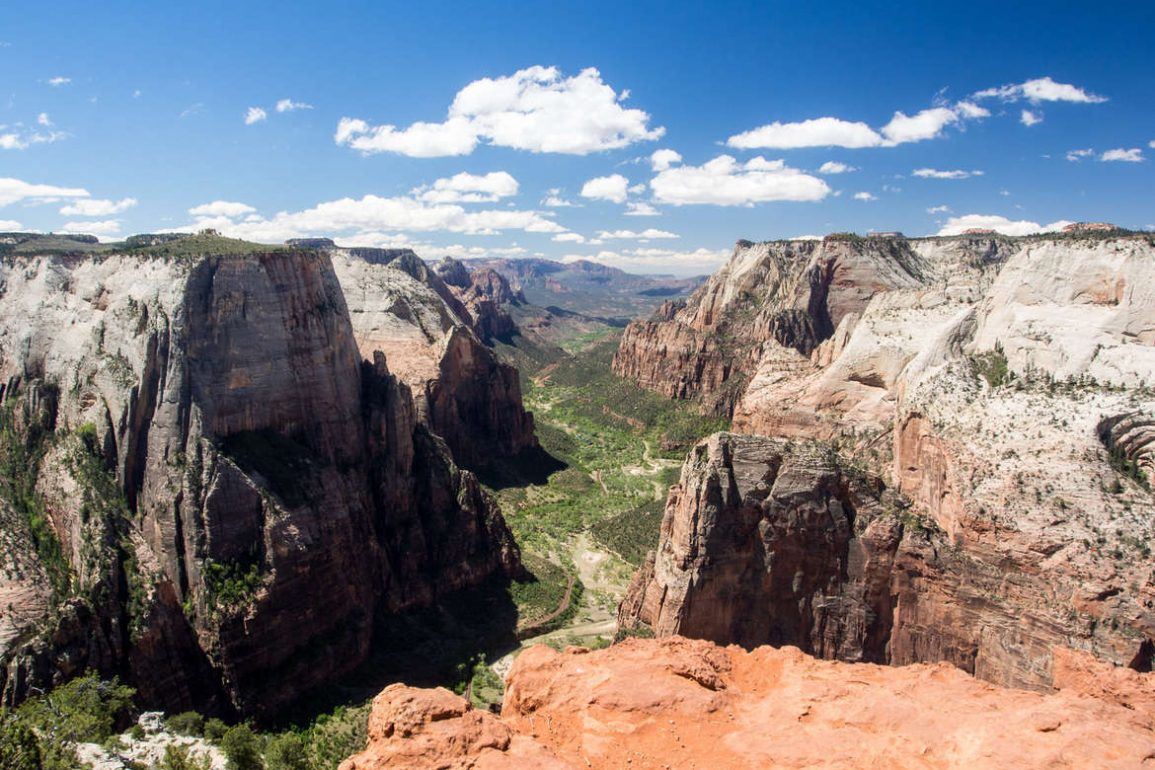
top-left (268, 575), bottom-right (522, 729)
top-left (474, 444), bottom-right (568, 490)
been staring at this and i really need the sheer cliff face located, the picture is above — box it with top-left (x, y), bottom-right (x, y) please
top-left (0, 248), bottom-right (520, 717)
top-left (331, 249), bottom-right (537, 471)
top-left (619, 233), bottom-right (1155, 690)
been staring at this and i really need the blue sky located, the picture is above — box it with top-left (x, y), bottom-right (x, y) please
top-left (2, 0), bottom-right (1153, 275)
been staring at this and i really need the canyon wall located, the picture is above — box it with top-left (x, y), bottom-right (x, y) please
top-left (330, 248), bottom-right (537, 472)
top-left (618, 233), bottom-right (1155, 690)
top-left (0, 243), bottom-right (521, 717)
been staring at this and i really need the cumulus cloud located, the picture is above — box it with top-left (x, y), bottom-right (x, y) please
top-left (552, 232), bottom-right (586, 243)
top-left (244, 107), bottom-right (267, 125)
top-left (0, 177), bottom-right (89, 207)
top-left (62, 219), bottom-right (122, 237)
top-left (852, 191), bottom-right (877, 201)
top-left (596, 228), bottom-right (678, 240)
top-left (624, 202), bottom-right (660, 216)
top-left (954, 101), bottom-right (990, 119)
top-left (580, 174), bottom-right (631, 204)
top-left (1101, 148), bottom-right (1144, 162)
top-left (37, 113), bottom-right (51, 126)
top-left (818, 161), bottom-right (856, 174)
top-left (275, 98), bottom-right (313, 113)
top-left (927, 205), bottom-right (951, 214)
top-left (0, 219), bottom-right (23, 230)
top-left (413, 171), bottom-right (519, 203)
top-left (880, 107), bottom-right (959, 144)
top-left (60, 197), bottom-right (137, 217)
top-left (336, 66), bottom-right (663, 157)
top-left (727, 117), bottom-right (883, 149)
top-left (177, 192), bottom-right (566, 242)
top-left (47, 76), bottom-right (70, 87)
top-left (936, 214), bottom-right (1072, 236)
top-left (1020, 109), bottom-right (1043, 126)
top-left (563, 246), bottom-right (728, 276)
top-left (650, 155), bottom-right (829, 206)
top-left (1066, 148), bottom-right (1094, 162)
top-left (912, 168), bottom-right (983, 179)
top-left (189, 201), bottom-right (257, 218)
top-left (541, 188), bottom-right (578, 207)
top-left (974, 76), bottom-right (1106, 104)
top-left (650, 148), bottom-right (682, 171)
top-left (0, 121), bottom-right (68, 150)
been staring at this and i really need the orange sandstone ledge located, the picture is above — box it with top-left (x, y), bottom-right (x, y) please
top-left (340, 637), bottom-right (1155, 770)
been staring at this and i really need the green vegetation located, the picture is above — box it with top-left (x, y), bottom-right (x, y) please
top-left (161, 744), bottom-right (213, 770)
top-left (496, 334), bottom-right (725, 556)
top-left (589, 498), bottom-right (667, 567)
top-left (203, 557), bottom-right (265, 613)
top-left (1109, 446), bottom-right (1151, 491)
top-left (222, 724), bottom-right (264, 770)
top-left (1, 672), bottom-right (135, 770)
top-left (508, 554), bottom-right (582, 635)
top-left (971, 344), bottom-right (1010, 388)
top-left (167, 710), bottom-right (207, 736)
top-left (118, 231), bottom-right (287, 260)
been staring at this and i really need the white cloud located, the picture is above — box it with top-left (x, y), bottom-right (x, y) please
top-left (853, 191), bottom-right (877, 201)
top-left (244, 107), bottom-right (267, 125)
top-left (178, 193), bottom-right (565, 242)
top-left (336, 66), bottom-right (663, 157)
top-left (541, 188), bottom-right (578, 207)
top-left (36, 113), bottom-right (51, 126)
top-left (275, 98), bottom-right (313, 113)
top-left (927, 205), bottom-right (951, 214)
top-left (596, 228), bottom-right (678, 240)
top-left (580, 174), bottom-right (631, 204)
top-left (880, 107), bottom-right (958, 144)
top-left (912, 168), bottom-right (983, 180)
top-left (1020, 109), bottom-right (1043, 126)
top-left (0, 123), bottom-right (68, 150)
top-left (0, 219), bottom-right (23, 230)
top-left (59, 197), bottom-right (137, 216)
top-left (563, 246), bottom-right (728, 276)
top-left (818, 161), bottom-right (856, 174)
top-left (936, 214), bottom-right (1072, 236)
top-left (1066, 148), bottom-right (1094, 162)
top-left (413, 171), bottom-right (519, 203)
top-left (727, 117), bottom-right (883, 149)
top-left (188, 201), bottom-right (258, 218)
top-left (728, 101), bottom-right (981, 150)
top-left (1100, 148), bottom-right (1144, 163)
top-left (552, 232), bottom-right (586, 243)
top-left (47, 76), bottom-right (71, 87)
top-left (1150, 140), bottom-right (1155, 149)
top-left (624, 201), bottom-right (660, 216)
top-left (975, 76), bottom-right (1106, 104)
top-left (62, 219), bottom-right (121, 237)
top-left (0, 177), bottom-right (89, 207)
top-left (650, 148), bottom-right (683, 171)
top-left (651, 155), bottom-right (829, 206)
top-left (955, 101), bottom-right (990, 119)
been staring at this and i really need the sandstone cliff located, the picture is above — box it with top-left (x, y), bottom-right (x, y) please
top-left (339, 637), bottom-right (1155, 770)
top-left (0, 240), bottom-right (520, 717)
top-left (618, 232), bottom-right (1155, 691)
top-left (330, 248), bottom-right (537, 472)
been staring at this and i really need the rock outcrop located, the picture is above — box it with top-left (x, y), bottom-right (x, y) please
top-left (0, 242), bottom-right (520, 717)
top-left (340, 637), bottom-right (1155, 770)
top-left (330, 248), bottom-right (537, 472)
top-left (618, 232), bottom-right (1155, 691)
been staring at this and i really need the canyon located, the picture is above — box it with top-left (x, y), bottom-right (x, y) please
top-left (617, 231), bottom-right (1155, 690)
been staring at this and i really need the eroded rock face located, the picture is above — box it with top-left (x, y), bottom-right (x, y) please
top-left (340, 637), bottom-right (1155, 770)
top-left (619, 232), bottom-right (1155, 691)
top-left (0, 247), bottom-right (520, 717)
top-left (612, 236), bottom-right (933, 415)
top-left (331, 248), bottom-right (537, 472)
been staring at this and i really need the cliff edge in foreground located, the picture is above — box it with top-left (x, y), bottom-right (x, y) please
top-left (340, 636), bottom-right (1155, 770)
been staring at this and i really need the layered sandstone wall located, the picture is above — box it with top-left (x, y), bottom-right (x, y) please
top-left (0, 247), bottom-right (520, 717)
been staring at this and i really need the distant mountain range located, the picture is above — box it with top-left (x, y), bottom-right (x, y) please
top-left (462, 257), bottom-right (706, 322)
